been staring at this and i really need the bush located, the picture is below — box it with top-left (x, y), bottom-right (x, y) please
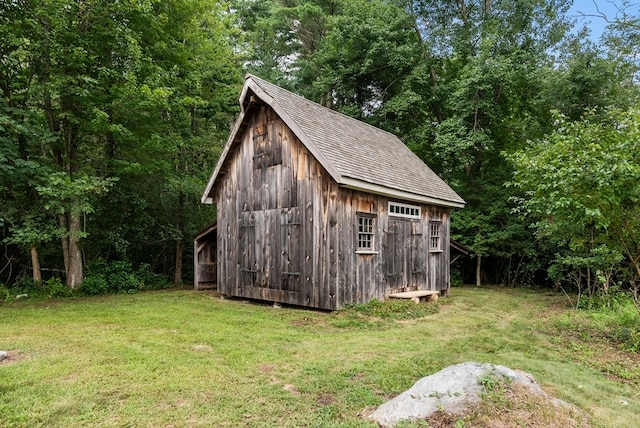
top-left (81, 274), bottom-right (109, 296)
top-left (43, 277), bottom-right (73, 298)
top-left (577, 286), bottom-right (628, 311)
top-left (574, 292), bottom-right (640, 353)
top-left (9, 275), bottom-right (39, 295)
top-left (83, 259), bottom-right (139, 294)
top-left (82, 259), bottom-right (170, 296)
top-left (136, 263), bottom-right (170, 290)
top-left (2, 276), bottom-right (71, 300)
top-left (0, 285), bottom-right (11, 302)
top-left (451, 268), bottom-right (464, 287)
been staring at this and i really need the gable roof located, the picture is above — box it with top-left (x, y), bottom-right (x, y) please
top-left (202, 74), bottom-right (465, 208)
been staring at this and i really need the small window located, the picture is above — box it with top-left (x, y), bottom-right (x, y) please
top-left (357, 214), bottom-right (375, 251)
top-left (389, 202), bottom-right (421, 219)
top-left (429, 221), bottom-right (442, 251)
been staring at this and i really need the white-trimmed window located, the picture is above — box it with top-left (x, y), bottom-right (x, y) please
top-left (389, 201), bottom-right (421, 219)
top-left (357, 214), bottom-right (376, 251)
top-left (429, 221), bottom-right (442, 251)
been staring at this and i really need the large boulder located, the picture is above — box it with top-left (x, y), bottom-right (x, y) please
top-left (369, 362), bottom-right (561, 427)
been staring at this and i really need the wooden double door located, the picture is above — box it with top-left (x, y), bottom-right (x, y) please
top-left (384, 218), bottom-right (427, 291)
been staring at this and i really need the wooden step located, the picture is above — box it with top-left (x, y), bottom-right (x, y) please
top-left (388, 290), bottom-right (439, 303)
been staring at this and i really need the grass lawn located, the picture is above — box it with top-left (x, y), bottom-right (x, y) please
top-left (1, 286), bottom-right (638, 427)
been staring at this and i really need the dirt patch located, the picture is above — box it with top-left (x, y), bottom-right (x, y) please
top-left (283, 384), bottom-right (300, 395)
top-left (258, 363), bottom-right (276, 373)
top-left (191, 344), bottom-right (213, 352)
top-left (0, 350), bottom-right (28, 365)
top-left (317, 393), bottom-right (336, 406)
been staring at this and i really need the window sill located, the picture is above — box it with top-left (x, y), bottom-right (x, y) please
top-left (355, 250), bottom-right (379, 255)
top-left (429, 250), bottom-right (443, 253)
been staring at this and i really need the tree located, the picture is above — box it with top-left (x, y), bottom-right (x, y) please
top-left (1, 0), bottom-right (241, 288)
top-left (401, 0), bottom-right (573, 285)
top-left (509, 109), bottom-right (640, 310)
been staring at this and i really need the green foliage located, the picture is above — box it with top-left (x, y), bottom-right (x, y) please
top-left (41, 277), bottom-right (73, 298)
top-left (509, 108), bottom-right (640, 300)
top-left (0, 285), bottom-right (11, 302)
top-left (1, 0), bottom-right (241, 286)
top-left (582, 293), bottom-right (640, 352)
top-left (554, 293), bottom-right (640, 354)
top-left (136, 263), bottom-right (171, 290)
top-left (36, 173), bottom-right (116, 217)
top-left (4, 277), bottom-right (72, 299)
top-left (82, 259), bottom-right (171, 296)
top-left (451, 268), bottom-right (464, 287)
top-left (80, 273), bottom-right (109, 296)
top-left (479, 371), bottom-right (512, 399)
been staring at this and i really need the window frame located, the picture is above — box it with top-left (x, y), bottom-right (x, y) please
top-left (388, 201), bottom-right (421, 219)
top-left (356, 212), bottom-right (377, 254)
top-left (429, 220), bottom-right (442, 252)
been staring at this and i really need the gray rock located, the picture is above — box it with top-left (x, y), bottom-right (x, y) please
top-left (369, 362), bottom-right (555, 427)
top-left (0, 350), bottom-right (8, 362)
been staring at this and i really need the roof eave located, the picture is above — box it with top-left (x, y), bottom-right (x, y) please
top-left (340, 177), bottom-right (466, 208)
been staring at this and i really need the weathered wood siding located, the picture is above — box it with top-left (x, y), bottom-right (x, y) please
top-left (214, 101), bottom-right (451, 310)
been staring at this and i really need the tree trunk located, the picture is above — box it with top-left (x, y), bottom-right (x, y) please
top-left (66, 212), bottom-right (83, 289)
top-left (58, 213), bottom-right (70, 275)
top-left (31, 245), bottom-right (42, 282)
top-left (174, 192), bottom-right (185, 284)
top-left (174, 239), bottom-right (183, 285)
top-left (476, 254), bottom-right (482, 286)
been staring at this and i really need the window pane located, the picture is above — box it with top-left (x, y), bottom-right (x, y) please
top-left (357, 215), bottom-right (375, 250)
top-left (430, 222), bottom-right (441, 250)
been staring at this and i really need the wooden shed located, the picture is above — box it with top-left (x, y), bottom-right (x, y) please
top-left (195, 74), bottom-right (465, 310)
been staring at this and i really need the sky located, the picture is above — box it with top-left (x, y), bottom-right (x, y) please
top-left (567, 0), bottom-right (629, 41)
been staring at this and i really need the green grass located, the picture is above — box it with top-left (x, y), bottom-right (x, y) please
top-left (0, 287), bottom-right (638, 427)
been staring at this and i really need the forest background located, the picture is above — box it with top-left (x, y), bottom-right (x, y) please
top-left (1, 0), bottom-right (639, 308)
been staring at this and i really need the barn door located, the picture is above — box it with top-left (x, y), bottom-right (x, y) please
top-left (385, 219), bottom-right (425, 291)
top-left (239, 208), bottom-right (301, 292)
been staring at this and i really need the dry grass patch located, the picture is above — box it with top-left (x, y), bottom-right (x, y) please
top-left (418, 383), bottom-right (593, 428)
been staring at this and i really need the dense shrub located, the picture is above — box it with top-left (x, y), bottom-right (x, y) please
top-left (80, 274), bottom-right (109, 296)
top-left (0, 286), bottom-right (11, 302)
top-left (1, 276), bottom-right (71, 300)
top-left (42, 277), bottom-right (73, 298)
top-left (577, 286), bottom-right (629, 311)
top-left (136, 263), bottom-right (169, 290)
top-left (81, 259), bottom-right (170, 296)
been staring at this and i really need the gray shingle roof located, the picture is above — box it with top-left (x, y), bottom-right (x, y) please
top-left (203, 74), bottom-right (465, 207)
